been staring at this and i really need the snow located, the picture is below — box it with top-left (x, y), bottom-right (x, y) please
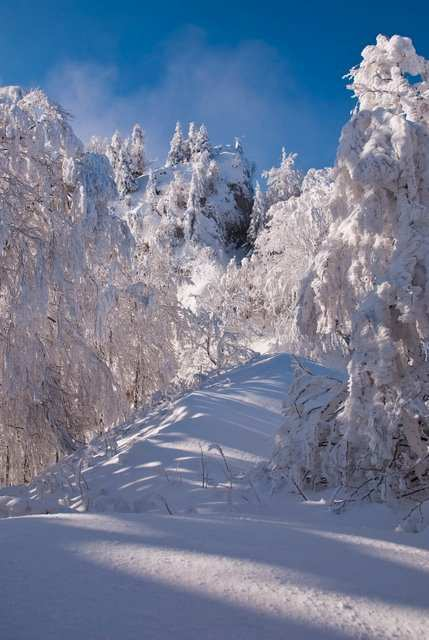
top-left (1, 353), bottom-right (429, 639)
top-left (292, 34), bottom-right (429, 502)
top-left (1, 353), bottom-right (300, 517)
top-left (2, 33), bottom-right (429, 640)
top-left (2, 507), bottom-right (429, 640)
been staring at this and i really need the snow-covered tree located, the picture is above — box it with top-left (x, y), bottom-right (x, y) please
top-left (263, 148), bottom-right (302, 207)
top-left (184, 122), bottom-right (197, 161)
top-left (108, 131), bottom-right (136, 196)
top-left (247, 181), bottom-right (267, 245)
top-left (279, 35), bottom-right (429, 505)
top-left (128, 123), bottom-right (146, 177)
top-left (166, 122), bottom-right (186, 166)
top-left (184, 164), bottom-right (203, 241)
top-left (144, 169), bottom-right (159, 215)
top-left (241, 167), bottom-right (334, 346)
top-left (193, 124), bottom-right (211, 157)
top-left (0, 87), bottom-right (183, 486)
top-left (269, 361), bottom-right (347, 492)
top-left (167, 171), bottom-right (187, 214)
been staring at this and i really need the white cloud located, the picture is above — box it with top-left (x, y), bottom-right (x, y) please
top-left (45, 27), bottom-right (328, 172)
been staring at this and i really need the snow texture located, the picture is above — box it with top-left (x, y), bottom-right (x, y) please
top-left (1, 353), bottom-right (429, 640)
top-left (2, 35), bottom-right (429, 639)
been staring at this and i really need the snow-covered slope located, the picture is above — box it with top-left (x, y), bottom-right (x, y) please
top-left (1, 353), bottom-right (429, 640)
top-left (0, 353), bottom-right (305, 517)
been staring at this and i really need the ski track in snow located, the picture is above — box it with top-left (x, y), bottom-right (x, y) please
top-left (1, 353), bottom-right (429, 640)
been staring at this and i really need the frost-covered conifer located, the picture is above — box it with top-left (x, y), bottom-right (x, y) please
top-left (108, 131), bottom-right (136, 195)
top-left (128, 123), bottom-right (146, 177)
top-left (193, 124), bottom-right (211, 157)
top-left (263, 148), bottom-right (302, 207)
top-left (167, 171), bottom-right (187, 213)
top-left (184, 122), bottom-right (197, 161)
top-left (166, 122), bottom-right (185, 166)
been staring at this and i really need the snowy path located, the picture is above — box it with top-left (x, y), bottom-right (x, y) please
top-left (2, 353), bottom-right (302, 518)
top-left (1, 354), bottom-right (429, 639)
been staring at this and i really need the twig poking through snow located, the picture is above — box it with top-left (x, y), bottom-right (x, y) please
top-left (199, 442), bottom-right (207, 488)
top-left (292, 479), bottom-right (308, 502)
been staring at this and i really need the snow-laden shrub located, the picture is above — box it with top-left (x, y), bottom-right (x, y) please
top-left (220, 164), bottom-right (334, 351)
top-left (255, 167), bottom-right (334, 348)
top-left (269, 362), bottom-right (346, 492)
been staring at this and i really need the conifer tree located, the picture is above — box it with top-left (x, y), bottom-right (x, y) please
top-left (166, 122), bottom-right (185, 166)
top-left (128, 123), bottom-right (146, 177)
top-left (193, 124), bottom-right (211, 157)
top-left (184, 122), bottom-right (197, 161)
top-left (108, 131), bottom-right (136, 196)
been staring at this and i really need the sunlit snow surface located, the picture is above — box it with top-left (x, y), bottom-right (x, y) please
top-left (1, 354), bottom-right (428, 639)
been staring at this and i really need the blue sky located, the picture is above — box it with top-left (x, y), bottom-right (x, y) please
top-left (1, 1), bottom-right (428, 172)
